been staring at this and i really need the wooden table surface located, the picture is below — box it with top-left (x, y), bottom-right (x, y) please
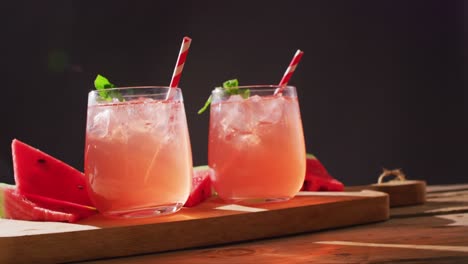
top-left (80, 184), bottom-right (468, 264)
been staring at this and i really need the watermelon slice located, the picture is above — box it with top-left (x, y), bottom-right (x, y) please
top-left (301, 153), bottom-right (344, 191)
top-left (184, 166), bottom-right (213, 207)
top-left (23, 193), bottom-right (97, 220)
top-left (0, 183), bottom-right (77, 222)
top-left (12, 139), bottom-right (94, 206)
top-left (0, 184), bottom-right (97, 222)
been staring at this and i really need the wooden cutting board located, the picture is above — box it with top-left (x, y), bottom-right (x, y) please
top-left (344, 169), bottom-right (426, 207)
top-left (346, 180), bottom-right (426, 207)
top-left (0, 191), bottom-right (389, 264)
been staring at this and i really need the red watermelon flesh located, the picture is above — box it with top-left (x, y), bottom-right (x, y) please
top-left (301, 153), bottom-right (345, 191)
top-left (0, 183), bottom-right (77, 222)
top-left (24, 193), bottom-right (98, 221)
top-left (184, 166), bottom-right (213, 207)
top-left (12, 139), bottom-right (94, 206)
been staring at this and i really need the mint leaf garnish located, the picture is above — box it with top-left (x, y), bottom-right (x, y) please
top-left (94, 74), bottom-right (124, 101)
top-left (197, 95), bottom-right (212, 114)
top-left (222, 79), bottom-right (250, 99)
top-left (222, 79), bottom-right (239, 90)
top-left (198, 79), bottom-right (250, 114)
top-left (94, 74), bottom-right (115, 89)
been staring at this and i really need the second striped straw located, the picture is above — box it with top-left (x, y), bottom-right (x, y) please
top-left (275, 49), bottom-right (304, 95)
top-left (166, 36), bottom-right (192, 99)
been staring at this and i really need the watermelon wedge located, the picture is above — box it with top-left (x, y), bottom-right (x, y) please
top-left (184, 166), bottom-right (213, 207)
top-left (23, 193), bottom-right (97, 220)
top-left (12, 139), bottom-right (94, 206)
top-left (0, 183), bottom-right (76, 222)
top-left (301, 153), bottom-right (344, 191)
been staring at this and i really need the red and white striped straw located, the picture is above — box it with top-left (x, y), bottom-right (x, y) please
top-left (169, 36), bottom-right (192, 88)
top-left (277, 49), bottom-right (304, 89)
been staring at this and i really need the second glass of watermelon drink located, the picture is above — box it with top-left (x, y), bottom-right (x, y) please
top-left (208, 85), bottom-right (306, 203)
top-left (84, 87), bottom-right (192, 218)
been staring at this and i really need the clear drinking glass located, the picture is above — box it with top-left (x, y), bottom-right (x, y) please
top-left (208, 85), bottom-right (306, 203)
top-left (84, 87), bottom-right (192, 218)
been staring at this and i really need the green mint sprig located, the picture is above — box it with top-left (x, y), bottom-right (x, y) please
top-left (198, 79), bottom-right (250, 114)
top-left (94, 74), bottom-right (124, 102)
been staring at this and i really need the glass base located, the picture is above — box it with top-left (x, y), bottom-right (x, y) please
top-left (224, 196), bottom-right (291, 204)
top-left (103, 202), bottom-right (184, 219)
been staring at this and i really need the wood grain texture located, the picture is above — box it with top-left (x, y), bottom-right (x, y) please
top-left (80, 188), bottom-right (468, 264)
top-left (346, 180), bottom-right (426, 207)
top-left (81, 212), bottom-right (468, 264)
top-left (0, 191), bottom-right (388, 264)
top-left (391, 189), bottom-right (468, 218)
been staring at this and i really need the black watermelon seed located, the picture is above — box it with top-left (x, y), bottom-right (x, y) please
top-left (37, 159), bottom-right (46, 164)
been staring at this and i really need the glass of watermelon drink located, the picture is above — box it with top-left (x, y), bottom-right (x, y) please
top-left (85, 87), bottom-right (192, 218)
top-left (208, 85), bottom-right (306, 203)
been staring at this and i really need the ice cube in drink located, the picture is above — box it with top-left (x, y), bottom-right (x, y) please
top-left (85, 87), bottom-right (192, 218)
top-left (208, 85), bottom-right (306, 203)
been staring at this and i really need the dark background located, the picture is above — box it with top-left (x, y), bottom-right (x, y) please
top-left (0, 1), bottom-right (465, 186)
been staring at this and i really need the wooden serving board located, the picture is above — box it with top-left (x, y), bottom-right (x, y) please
top-left (0, 191), bottom-right (389, 264)
top-left (346, 180), bottom-right (426, 207)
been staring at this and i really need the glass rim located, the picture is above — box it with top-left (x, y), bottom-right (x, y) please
top-left (90, 86), bottom-right (182, 92)
top-left (213, 85), bottom-right (295, 90)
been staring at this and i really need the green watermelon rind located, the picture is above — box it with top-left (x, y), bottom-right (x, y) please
top-left (306, 153), bottom-right (317, 160)
top-left (0, 183), bottom-right (14, 218)
top-left (193, 165), bottom-right (209, 171)
top-left (0, 185), bottom-right (5, 218)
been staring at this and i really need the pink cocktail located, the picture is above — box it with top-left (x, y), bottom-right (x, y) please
top-left (208, 85), bottom-right (306, 202)
top-left (85, 87), bottom-right (192, 218)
